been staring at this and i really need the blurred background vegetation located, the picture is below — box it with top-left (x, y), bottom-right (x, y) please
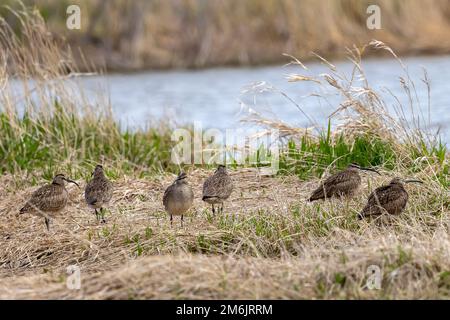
top-left (1, 0), bottom-right (450, 71)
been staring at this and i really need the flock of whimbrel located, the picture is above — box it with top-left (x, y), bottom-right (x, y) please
top-left (308, 163), bottom-right (423, 218)
top-left (18, 163), bottom-right (422, 231)
top-left (163, 165), bottom-right (234, 226)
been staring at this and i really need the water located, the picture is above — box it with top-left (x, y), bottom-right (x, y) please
top-left (79, 55), bottom-right (450, 141)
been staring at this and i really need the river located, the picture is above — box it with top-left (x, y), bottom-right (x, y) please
top-left (80, 55), bottom-right (450, 142)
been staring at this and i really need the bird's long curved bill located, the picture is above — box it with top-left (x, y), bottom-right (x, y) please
top-left (65, 178), bottom-right (80, 188)
top-left (404, 179), bottom-right (423, 184)
top-left (358, 167), bottom-right (381, 175)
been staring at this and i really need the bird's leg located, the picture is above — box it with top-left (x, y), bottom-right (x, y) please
top-left (94, 209), bottom-right (99, 221)
top-left (44, 217), bottom-right (50, 232)
top-left (220, 203), bottom-right (224, 213)
top-left (212, 205), bottom-right (215, 215)
top-left (181, 214), bottom-right (184, 228)
top-left (100, 207), bottom-right (107, 224)
top-left (170, 214), bottom-right (173, 226)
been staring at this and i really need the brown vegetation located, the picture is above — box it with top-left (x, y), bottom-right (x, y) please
top-left (2, 0), bottom-right (450, 70)
top-left (0, 168), bottom-right (449, 299)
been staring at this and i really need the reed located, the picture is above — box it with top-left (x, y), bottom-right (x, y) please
top-left (0, 5), bottom-right (175, 182)
top-left (242, 41), bottom-right (448, 187)
top-left (2, 0), bottom-right (450, 70)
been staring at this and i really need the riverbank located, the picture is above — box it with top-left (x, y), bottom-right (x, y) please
top-left (1, 9), bottom-right (447, 182)
top-left (2, 0), bottom-right (450, 71)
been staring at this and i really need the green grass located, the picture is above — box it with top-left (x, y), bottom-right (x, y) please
top-left (0, 106), bottom-right (175, 181)
top-left (1, 5), bottom-right (447, 189)
top-left (279, 132), bottom-right (396, 178)
top-left (275, 119), bottom-right (448, 186)
top-left (1, 104), bottom-right (448, 190)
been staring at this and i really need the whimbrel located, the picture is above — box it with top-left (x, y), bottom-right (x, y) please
top-left (85, 165), bottom-right (113, 223)
top-left (308, 163), bottom-right (380, 202)
top-left (19, 174), bottom-right (79, 231)
top-left (202, 165), bottom-right (233, 214)
top-left (163, 172), bottom-right (194, 227)
top-left (358, 178), bottom-right (423, 219)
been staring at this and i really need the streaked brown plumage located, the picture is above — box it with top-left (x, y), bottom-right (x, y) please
top-left (20, 174), bottom-right (79, 231)
top-left (202, 165), bottom-right (233, 214)
top-left (85, 165), bottom-right (113, 223)
top-left (358, 178), bottom-right (423, 219)
top-left (163, 172), bottom-right (194, 227)
top-left (309, 163), bottom-right (380, 202)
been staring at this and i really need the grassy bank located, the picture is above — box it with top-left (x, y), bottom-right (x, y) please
top-left (0, 168), bottom-right (449, 299)
top-left (1, 6), bottom-right (449, 300)
top-left (1, 0), bottom-right (450, 70)
top-left (0, 6), bottom-right (448, 185)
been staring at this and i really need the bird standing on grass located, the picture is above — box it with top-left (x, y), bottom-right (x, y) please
top-left (202, 165), bottom-right (233, 214)
top-left (358, 178), bottom-right (423, 219)
top-left (163, 172), bottom-right (194, 227)
top-left (85, 165), bottom-right (113, 223)
top-left (20, 174), bottom-right (79, 231)
top-left (308, 163), bottom-right (380, 202)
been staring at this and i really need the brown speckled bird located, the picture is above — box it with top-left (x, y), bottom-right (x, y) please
top-left (308, 163), bottom-right (380, 202)
top-left (358, 178), bottom-right (423, 219)
top-left (85, 165), bottom-right (113, 223)
top-left (202, 165), bottom-right (233, 214)
top-left (20, 174), bottom-right (79, 231)
top-left (163, 172), bottom-right (194, 227)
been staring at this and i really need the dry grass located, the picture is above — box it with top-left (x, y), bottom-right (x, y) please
top-left (246, 40), bottom-right (440, 149)
top-left (241, 40), bottom-right (448, 187)
top-left (1, 3), bottom-right (449, 300)
top-left (3, 247), bottom-right (450, 300)
top-left (1, 166), bottom-right (449, 299)
top-left (2, 0), bottom-right (450, 70)
top-left (0, 5), bottom-right (175, 177)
